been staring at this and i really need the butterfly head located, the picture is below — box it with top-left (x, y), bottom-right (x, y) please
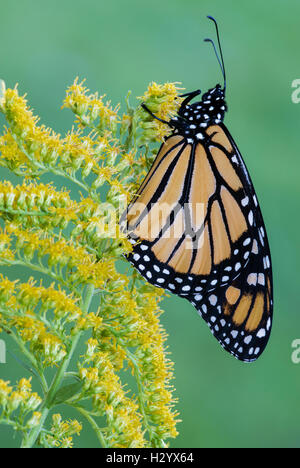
top-left (171, 85), bottom-right (227, 142)
top-left (198, 84), bottom-right (227, 124)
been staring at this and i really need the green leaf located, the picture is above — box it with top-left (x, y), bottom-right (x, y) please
top-left (53, 381), bottom-right (83, 405)
top-left (7, 350), bottom-right (39, 379)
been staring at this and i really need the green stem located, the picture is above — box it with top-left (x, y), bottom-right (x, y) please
top-left (20, 284), bottom-right (95, 448)
top-left (8, 330), bottom-right (48, 394)
top-left (50, 167), bottom-right (90, 194)
top-left (71, 406), bottom-right (108, 448)
top-left (0, 208), bottom-right (57, 217)
top-left (82, 284), bottom-right (95, 313)
top-left (3, 257), bottom-right (81, 298)
top-left (20, 407), bottom-right (49, 448)
top-left (0, 418), bottom-right (24, 430)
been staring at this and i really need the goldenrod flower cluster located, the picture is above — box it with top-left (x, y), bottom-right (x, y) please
top-left (137, 82), bottom-right (183, 143)
top-left (0, 377), bottom-right (43, 437)
top-left (63, 78), bottom-right (120, 134)
top-left (0, 77), bottom-right (181, 448)
top-left (40, 414), bottom-right (82, 448)
top-left (0, 181), bottom-right (76, 230)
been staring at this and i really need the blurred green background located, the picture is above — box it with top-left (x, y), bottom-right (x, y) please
top-left (0, 0), bottom-right (299, 448)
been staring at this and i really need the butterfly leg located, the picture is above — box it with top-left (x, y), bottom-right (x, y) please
top-left (179, 89), bottom-right (202, 107)
top-left (141, 103), bottom-right (174, 128)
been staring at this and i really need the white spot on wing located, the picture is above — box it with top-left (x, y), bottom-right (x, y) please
top-left (248, 211), bottom-right (254, 226)
top-left (209, 295), bottom-right (217, 306)
top-left (257, 329), bottom-right (266, 338)
top-left (252, 239), bottom-right (258, 254)
top-left (242, 196), bottom-right (249, 207)
top-left (243, 238), bottom-right (251, 246)
top-left (258, 273), bottom-right (265, 285)
top-left (247, 273), bottom-right (257, 285)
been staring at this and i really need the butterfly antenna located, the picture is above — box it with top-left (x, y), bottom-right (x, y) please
top-left (205, 16), bottom-right (226, 90)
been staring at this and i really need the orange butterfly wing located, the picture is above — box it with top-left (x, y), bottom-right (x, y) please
top-left (122, 119), bottom-right (273, 362)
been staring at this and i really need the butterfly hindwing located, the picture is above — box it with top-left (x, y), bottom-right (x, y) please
top-left (195, 124), bottom-right (273, 361)
top-left (188, 222), bottom-right (272, 362)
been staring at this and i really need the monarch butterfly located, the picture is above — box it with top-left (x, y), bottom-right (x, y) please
top-left (122, 16), bottom-right (273, 362)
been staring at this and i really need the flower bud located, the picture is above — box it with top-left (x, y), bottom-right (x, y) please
top-left (86, 338), bottom-right (98, 357)
top-left (91, 174), bottom-right (106, 190)
top-left (82, 161), bottom-right (94, 178)
top-left (106, 149), bottom-right (118, 167)
top-left (7, 391), bottom-right (23, 414)
top-left (24, 392), bottom-right (42, 411)
top-left (26, 411), bottom-right (42, 428)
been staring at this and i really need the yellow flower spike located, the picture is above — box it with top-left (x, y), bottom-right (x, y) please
top-left (0, 79), bottom-right (180, 448)
top-left (4, 226), bottom-right (96, 275)
top-left (79, 345), bottom-right (146, 447)
top-left (40, 285), bottom-right (82, 321)
top-left (63, 78), bottom-right (120, 133)
top-left (3, 88), bottom-right (64, 170)
top-left (0, 181), bottom-right (78, 231)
